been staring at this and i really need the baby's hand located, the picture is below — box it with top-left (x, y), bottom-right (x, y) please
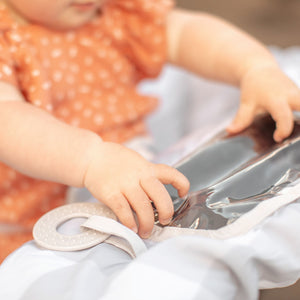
top-left (227, 64), bottom-right (300, 142)
top-left (83, 142), bottom-right (190, 238)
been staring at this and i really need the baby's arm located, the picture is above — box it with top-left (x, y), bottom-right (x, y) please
top-left (0, 82), bottom-right (189, 238)
top-left (167, 9), bottom-right (300, 142)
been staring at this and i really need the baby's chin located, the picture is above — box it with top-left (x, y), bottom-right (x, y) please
top-left (35, 11), bottom-right (98, 31)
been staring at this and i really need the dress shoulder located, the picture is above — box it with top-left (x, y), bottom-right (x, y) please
top-left (100, 0), bottom-right (174, 79)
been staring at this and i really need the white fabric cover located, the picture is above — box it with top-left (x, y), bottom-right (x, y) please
top-left (1, 47), bottom-right (300, 300)
top-left (0, 200), bottom-right (299, 300)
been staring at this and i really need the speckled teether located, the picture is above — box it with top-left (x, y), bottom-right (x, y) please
top-left (33, 202), bottom-right (116, 251)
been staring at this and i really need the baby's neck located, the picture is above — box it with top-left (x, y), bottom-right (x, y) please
top-left (0, 0), bottom-right (28, 25)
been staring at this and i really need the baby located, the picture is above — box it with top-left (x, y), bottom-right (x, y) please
top-left (0, 0), bottom-right (299, 262)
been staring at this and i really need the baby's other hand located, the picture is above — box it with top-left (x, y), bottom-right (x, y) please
top-left (227, 64), bottom-right (300, 142)
top-left (83, 142), bottom-right (190, 239)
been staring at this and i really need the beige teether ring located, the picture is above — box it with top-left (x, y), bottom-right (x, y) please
top-left (33, 202), bottom-right (116, 251)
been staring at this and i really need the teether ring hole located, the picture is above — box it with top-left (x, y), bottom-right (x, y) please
top-left (57, 217), bottom-right (88, 235)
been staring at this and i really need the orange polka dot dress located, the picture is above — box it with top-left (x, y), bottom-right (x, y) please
top-left (0, 0), bottom-right (173, 262)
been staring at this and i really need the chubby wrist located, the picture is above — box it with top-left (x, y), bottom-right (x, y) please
top-left (81, 141), bottom-right (127, 189)
top-left (74, 130), bottom-right (103, 188)
top-left (239, 58), bottom-right (279, 84)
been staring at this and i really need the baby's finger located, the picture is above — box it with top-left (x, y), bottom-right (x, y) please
top-left (268, 102), bottom-right (294, 142)
top-left (226, 103), bottom-right (256, 134)
top-left (103, 193), bottom-right (137, 233)
top-left (125, 187), bottom-right (154, 239)
top-left (154, 164), bottom-right (190, 198)
top-left (140, 176), bottom-right (174, 225)
top-left (285, 82), bottom-right (300, 111)
top-left (288, 89), bottom-right (300, 112)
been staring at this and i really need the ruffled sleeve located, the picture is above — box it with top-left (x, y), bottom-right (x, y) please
top-left (0, 33), bottom-right (18, 87)
top-left (0, 29), bottom-right (53, 111)
top-left (0, 5), bottom-right (52, 111)
top-left (0, 4), bottom-right (20, 87)
top-left (101, 0), bottom-right (174, 79)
